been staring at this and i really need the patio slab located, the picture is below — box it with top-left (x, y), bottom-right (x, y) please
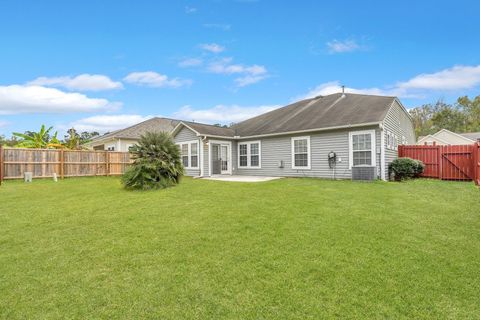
top-left (202, 175), bottom-right (282, 182)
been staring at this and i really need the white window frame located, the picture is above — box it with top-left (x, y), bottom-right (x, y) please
top-left (394, 135), bottom-right (398, 151)
top-left (349, 130), bottom-right (376, 169)
top-left (237, 141), bottom-right (261, 169)
top-left (291, 136), bottom-right (311, 170)
top-left (386, 131), bottom-right (392, 150)
top-left (177, 140), bottom-right (199, 169)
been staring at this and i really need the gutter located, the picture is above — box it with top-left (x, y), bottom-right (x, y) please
top-left (197, 122), bottom-right (383, 140)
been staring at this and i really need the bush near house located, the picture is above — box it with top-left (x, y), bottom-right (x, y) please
top-left (389, 157), bottom-right (425, 181)
top-left (122, 132), bottom-right (184, 190)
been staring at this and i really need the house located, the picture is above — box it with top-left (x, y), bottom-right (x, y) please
top-left (172, 93), bottom-right (415, 181)
top-left (85, 117), bottom-right (179, 151)
top-left (417, 129), bottom-right (480, 145)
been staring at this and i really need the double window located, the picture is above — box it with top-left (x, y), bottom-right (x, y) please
top-left (238, 141), bottom-right (261, 168)
top-left (349, 130), bottom-right (376, 168)
top-left (178, 141), bottom-right (199, 169)
top-left (291, 136), bottom-right (311, 169)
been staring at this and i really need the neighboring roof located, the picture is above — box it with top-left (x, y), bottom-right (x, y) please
top-left (460, 132), bottom-right (480, 141)
top-left (417, 134), bottom-right (450, 145)
top-left (179, 120), bottom-right (236, 137)
top-left (231, 93), bottom-right (397, 137)
top-left (89, 117), bottom-right (179, 143)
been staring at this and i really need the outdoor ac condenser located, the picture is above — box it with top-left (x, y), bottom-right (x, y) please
top-left (352, 166), bottom-right (376, 181)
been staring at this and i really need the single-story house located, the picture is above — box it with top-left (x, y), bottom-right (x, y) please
top-left (417, 129), bottom-right (480, 145)
top-left (172, 93), bottom-right (415, 181)
top-left (85, 117), bottom-right (179, 151)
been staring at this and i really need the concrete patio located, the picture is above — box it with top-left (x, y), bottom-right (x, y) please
top-left (201, 175), bottom-right (282, 182)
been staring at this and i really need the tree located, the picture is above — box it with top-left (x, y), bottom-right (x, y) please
top-left (409, 95), bottom-right (480, 138)
top-left (0, 135), bottom-right (19, 147)
top-left (12, 125), bottom-right (61, 148)
top-left (64, 128), bottom-right (100, 149)
top-left (121, 132), bottom-right (184, 190)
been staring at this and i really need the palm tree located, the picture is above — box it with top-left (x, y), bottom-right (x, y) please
top-left (122, 132), bottom-right (184, 190)
top-left (13, 125), bottom-right (60, 148)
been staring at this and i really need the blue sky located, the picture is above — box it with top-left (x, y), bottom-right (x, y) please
top-left (1, 0), bottom-right (479, 136)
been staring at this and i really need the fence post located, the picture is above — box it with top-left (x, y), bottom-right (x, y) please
top-left (105, 151), bottom-right (109, 176)
top-left (398, 145), bottom-right (403, 158)
top-left (437, 145), bottom-right (442, 180)
top-left (60, 149), bottom-right (65, 179)
top-left (474, 142), bottom-right (479, 185)
top-left (0, 144), bottom-right (3, 186)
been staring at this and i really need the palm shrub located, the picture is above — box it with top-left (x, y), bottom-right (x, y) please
top-left (389, 157), bottom-right (425, 181)
top-left (122, 132), bottom-right (184, 190)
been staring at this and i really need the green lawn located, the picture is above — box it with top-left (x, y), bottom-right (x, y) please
top-left (1, 177), bottom-right (479, 319)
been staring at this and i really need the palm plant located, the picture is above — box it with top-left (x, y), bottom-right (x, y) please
top-left (121, 131), bottom-right (184, 190)
top-left (13, 125), bottom-right (60, 148)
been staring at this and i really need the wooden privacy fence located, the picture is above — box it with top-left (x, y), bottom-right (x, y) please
top-left (398, 142), bottom-right (480, 185)
top-left (0, 146), bottom-right (132, 184)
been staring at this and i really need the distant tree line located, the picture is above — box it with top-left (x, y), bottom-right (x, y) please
top-left (409, 95), bottom-right (480, 138)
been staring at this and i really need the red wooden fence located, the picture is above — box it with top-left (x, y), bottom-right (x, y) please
top-left (399, 142), bottom-right (480, 185)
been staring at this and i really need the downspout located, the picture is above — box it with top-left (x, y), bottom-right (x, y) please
top-left (380, 123), bottom-right (386, 181)
top-left (201, 135), bottom-right (208, 177)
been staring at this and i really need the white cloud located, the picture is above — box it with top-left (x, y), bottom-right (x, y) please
top-left (27, 74), bottom-right (123, 91)
top-left (173, 104), bottom-right (280, 124)
top-left (178, 58), bottom-right (203, 68)
top-left (123, 71), bottom-right (192, 88)
top-left (67, 114), bottom-right (153, 133)
top-left (0, 120), bottom-right (9, 128)
top-left (0, 85), bottom-right (120, 115)
top-left (200, 43), bottom-right (225, 53)
top-left (185, 6), bottom-right (197, 13)
top-left (298, 81), bottom-right (391, 100)
top-left (297, 65), bottom-right (480, 100)
top-left (207, 58), bottom-right (268, 87)
top-left (234, 75), bottom-right (268, 87)
top-left (326, 39), bottom-right (362, 54)
top-left (396, 65), bottom-right (480, 91)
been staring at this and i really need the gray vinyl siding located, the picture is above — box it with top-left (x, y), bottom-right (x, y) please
top-left (382, 100), bottom-right (416, 179)
top-left (232, 126), bottom-right (381, 179)
top-left (174, 126), bottom-right (201, 177)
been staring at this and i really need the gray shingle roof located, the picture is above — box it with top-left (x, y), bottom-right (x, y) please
top-left (231, 93), bottom-right (397, 137)
top-left (460, 132), bottom-right (480, 141)
top-left (181, 120), bottom-right (236, 137)
top-left (91, 117), bottom-right (179, 141)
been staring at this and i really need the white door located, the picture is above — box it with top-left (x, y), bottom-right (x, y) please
top-left (220, 145), bottom-right (229, 174)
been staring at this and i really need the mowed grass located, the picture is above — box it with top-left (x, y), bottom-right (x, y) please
top-left (1, 177), bottom-right (479, 319)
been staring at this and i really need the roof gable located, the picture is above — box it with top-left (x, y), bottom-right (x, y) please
top-left (90, 117), bottom-right (179, 142)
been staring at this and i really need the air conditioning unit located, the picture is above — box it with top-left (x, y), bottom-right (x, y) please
top-left (352, 166), bottom-right (376, 181)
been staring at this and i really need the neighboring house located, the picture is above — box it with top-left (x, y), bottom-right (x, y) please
top-left (417, 129), bottom-right (480, 145)
top-left (84, 117), bottom-right (179, 151)
top-left (172, 93), bottom-right (415, 181)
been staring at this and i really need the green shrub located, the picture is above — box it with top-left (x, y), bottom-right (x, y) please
top-left (389, 157), bottom-right (425, 181)
top-left (122, 132), bottom-right (184, 190)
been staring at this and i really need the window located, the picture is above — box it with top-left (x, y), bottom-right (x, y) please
top-left (178, 140), bottom-right (199, 169)
top-left (239, 144), bottom-right (248, 167)
top-left (349, 130), bottom-right (375, 168)
top-left (181, 144), bottom-right (189, 167)
top-left (394, 135), bottom-right (398, 150)
top-left (291, 136), bottom-right (310, 169)
top-left (386, 132), bottom-right (391, 149)
top-left (238, 141), bottom-right (261, 168)
top-left (401, 136), bottom-right (407, 145)
top-left (190, 143), bottom-right (198, 168)
top-left (107, 145), bottom-right (115, 151)
top-left (250, 143), bottom-right (259, 167)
